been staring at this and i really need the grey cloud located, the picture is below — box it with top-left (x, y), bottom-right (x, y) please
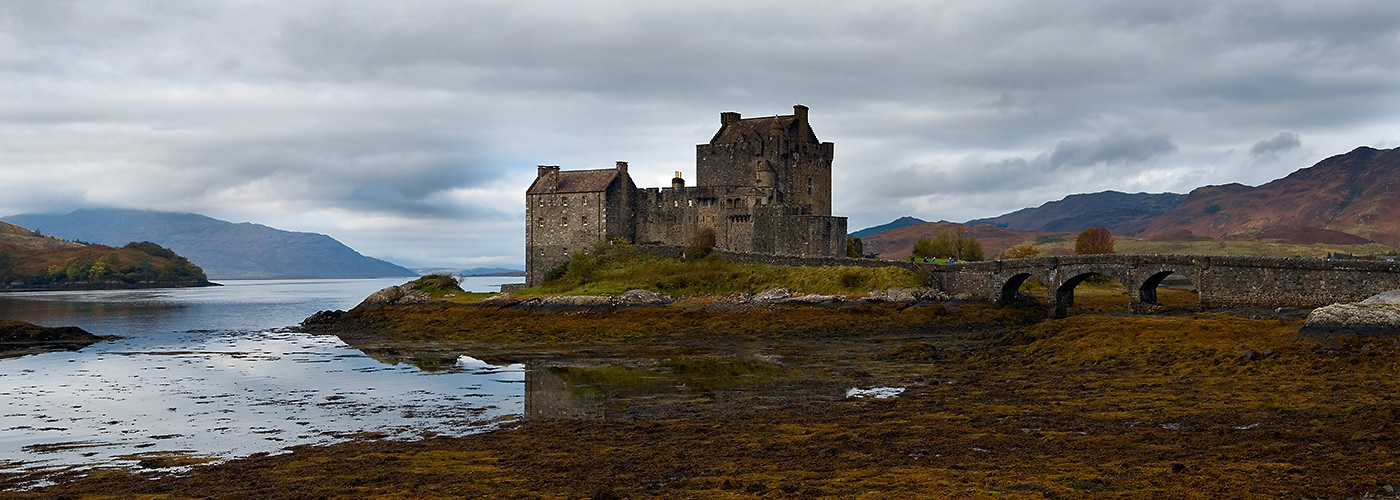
top-left (1049, 132), bottom-right (1177, 168)
top-left (2, 0), bottom-right (1398, 267)
top-left (851, 130), bottom-right (1179, 208)
top-left (1250, 132), bottom-right (1302, 159)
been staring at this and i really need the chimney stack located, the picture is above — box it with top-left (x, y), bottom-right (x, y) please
top-left (615, 161), bottom-right (628, 177)
top-left (721, 111), bottom-right (741, 127)
top-left (537, 165), bottom-right (560, 192)
top-left (794, 104), bottom-right (809, 140)
top-left (672, 171), bottom-right (685, 190)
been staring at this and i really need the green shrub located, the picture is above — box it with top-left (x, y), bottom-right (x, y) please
top-left (410, 274), bottom-right (464, 294)
top-left (684, 228), bottom-right (717, 260)
top-left (124, 241), bottom-right (178, 259)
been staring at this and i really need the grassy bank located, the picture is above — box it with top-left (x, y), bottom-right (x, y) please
top-left (523, 241), bottom-right (922, 297)
top-left (321, 300), bottom-right (1042, 346)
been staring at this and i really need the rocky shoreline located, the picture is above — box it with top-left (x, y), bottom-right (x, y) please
top-left (0, 279), bottom-right (220, 293)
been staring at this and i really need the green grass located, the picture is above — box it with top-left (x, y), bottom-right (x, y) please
top-left (522, 248), bottom-right (923, 297)
top-left (402, 274), bottom-right (495, 303)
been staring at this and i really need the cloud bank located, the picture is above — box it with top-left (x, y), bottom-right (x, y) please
top-left (1, 0), bottom-right (1397, 267)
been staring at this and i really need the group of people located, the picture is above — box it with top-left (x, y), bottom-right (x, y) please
top-left (907, 256), bottom-right (957, 263)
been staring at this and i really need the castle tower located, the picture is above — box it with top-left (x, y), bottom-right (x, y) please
top-left (695, 104), bottom-right (834, 215)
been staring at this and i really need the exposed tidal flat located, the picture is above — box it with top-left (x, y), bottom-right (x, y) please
top-left (4, 274), bottom-right (1398, 499)
top-left (0, 277), bottom-right (527, 490)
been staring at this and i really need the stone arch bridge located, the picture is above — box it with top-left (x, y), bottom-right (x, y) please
top-left (918, 254), bottom-right (1400, 317)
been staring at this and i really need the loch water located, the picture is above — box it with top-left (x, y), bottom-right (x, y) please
top-left (0, 277), bottom-right (526, 476)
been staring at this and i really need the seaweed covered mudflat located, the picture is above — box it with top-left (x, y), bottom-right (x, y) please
top-left (4, 290), bottom-right (1399, 499)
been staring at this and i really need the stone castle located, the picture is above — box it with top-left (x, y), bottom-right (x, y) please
top-left (525, 105), bottom-right (848, 285)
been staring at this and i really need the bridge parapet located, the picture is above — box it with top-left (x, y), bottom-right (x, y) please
top-left (701, 249), bottom-right (1400, 315)
top-left (919, 254), bottom-right (1400, 317)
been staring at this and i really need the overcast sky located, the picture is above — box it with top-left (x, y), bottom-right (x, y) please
top-left (2, 1), bottom-right (1397, 269)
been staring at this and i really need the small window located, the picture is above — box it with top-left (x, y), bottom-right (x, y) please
top-left (582, 197), bottom-right (588, 206)
top-left (807, 177), bottom-right (813, 196)
top-left (581, 215), bottom-right (588, 226)
top-left (561, 216), bottom-right (568, 227)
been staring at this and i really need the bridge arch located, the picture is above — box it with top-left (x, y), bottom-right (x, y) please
top-left (1053, 271), bottom-right (1134, 318)
top-left (998, 272), bottom-right (1050, 305)
top-left (1135, 269), bottom-right (1199, 313)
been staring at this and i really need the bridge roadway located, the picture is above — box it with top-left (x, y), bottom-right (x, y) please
top-left (917, 254), bottom-right (1400, 317)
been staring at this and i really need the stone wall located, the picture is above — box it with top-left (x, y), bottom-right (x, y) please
top-left (922, 255), bottom-right (1400, 316)
top-left (526, 247), bottom-right (1400, 314)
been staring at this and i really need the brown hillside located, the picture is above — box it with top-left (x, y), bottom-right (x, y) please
top-left (1141, 147), bottom-right (1400, 245)
top-left (1, 221), bottom-right (208, 286)
top-left (861, 221), bottom-right (1078, 259)
top-left (0, 221), bottom-right (84, 251)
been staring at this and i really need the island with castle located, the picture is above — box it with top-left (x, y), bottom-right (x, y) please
top-left (523, 105), bottom-right (847, 286)
top-left (273, 105), bottom-right (1400, 500)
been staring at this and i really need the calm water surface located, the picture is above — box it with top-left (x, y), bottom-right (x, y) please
top-left (0, 277), bottom-right (526, 476)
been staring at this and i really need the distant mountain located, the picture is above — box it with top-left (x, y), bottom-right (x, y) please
top-left (850, 216), bottom-right (926, 238)
top-left (415, 267), bottom-right (525, 277)
top-left (3, 209), bottom-right (416, 279)
top-left (966, 191), bottom-right (1186, 236)
top-left (1140, 147), bottom-right (1400, 245)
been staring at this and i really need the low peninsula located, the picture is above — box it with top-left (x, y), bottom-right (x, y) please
top-left (0, 221), bottom-right (216, 292)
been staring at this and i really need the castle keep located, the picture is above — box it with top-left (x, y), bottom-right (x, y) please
top-left (525, 105), bottom-right (848, 285)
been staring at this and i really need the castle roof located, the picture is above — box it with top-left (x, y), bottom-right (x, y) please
top-left (526, 168), bottom-right (617, 195)
top-left (710, 115), bottom-right (818, 144)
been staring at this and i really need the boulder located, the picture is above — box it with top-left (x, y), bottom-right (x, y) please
top-left (617, 289), bottom-right (675, 306)
top-left (785, 293), bottom-right (842, 305)
top-left (362, 284), bottom-right (432, 305)
top-left (751, 288), bottom-right (793, 303)
top-left (1300, 290), bottom-right (1400, 340)
top-left (476, 293), bottom-right (522, 308)
top-left (300, 309), bottom-right (344, 327)
top-left (868, 288), bottom-right (917, 303)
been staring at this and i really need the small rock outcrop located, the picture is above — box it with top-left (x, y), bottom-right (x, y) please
top-left (865, 287), bottom-right (945, 304)
top-left (0, 320), bottom-right (118, 355)
top-left (751, 288), bottom-right (793, 303)
top-left (617, 289), bottom-right (675, 306)
top-left (1300, 290), bottom-right (1400, 340)
top-left (363, 283), bottom-right (434, 305)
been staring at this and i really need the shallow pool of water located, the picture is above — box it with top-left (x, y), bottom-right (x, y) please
top-left (0, 277), bottom-right (526, 475)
